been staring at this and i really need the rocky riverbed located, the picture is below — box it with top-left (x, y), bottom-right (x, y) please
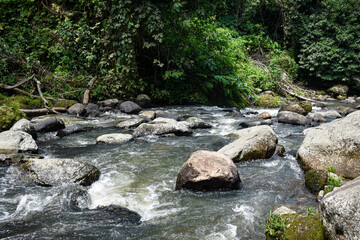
top-left (1, 98), bottom-right (360, 239)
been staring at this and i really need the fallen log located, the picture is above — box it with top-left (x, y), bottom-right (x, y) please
top-left (20, 107), bottom-right (68, 117)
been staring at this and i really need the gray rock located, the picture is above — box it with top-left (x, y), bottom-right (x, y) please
top-left (275, 144), bottom-right (286, 157)
top-left (320, 176), bottom-right (360, 239)
top-left (341, 97), bottom-right (356, 104)
top-left (279, 103), bottom-right (307, 115)
top-left (96, 133), bottom-right (134, 144)
top-left (218, 125), bottom-right (278, 162)
top-left (98, 99), bottom-right (119, 108)
top-left (186, 117), bottom-right (212, 129)
top-left (297, 111), bottom-right (360, 178)
top-left (119, 101), bottom-right (142, 114)
top-left (313, 113), bottom-right (326, 123)
top-left (86, 103), bottom-right (100, 116)
top-left (68, 103), bottom-right (87, 117)
top-left (133, 117), bottom-right (192, 137)
top-left (327, 84), bottom-right (349, 97)
top-left (20, 158), bottom-right (100, 186)
top-left (135, 94), bottom-right (151, 108)
top-left (273, 206), bottom-right (296, 216)
top-left (56, 125), bottom-right (89, 138)
top-left (0, 131), bottom-right (38, 153)
top-left (175, 150), bottom-right (241, 191)
top-left (278, 111), bottom-right (311, 125)
top-left (335, 106), bottom-right (355, 116)
top-left (34, 117), bottom-right (65, 133)
top-left (117, 118), bottom-right (146, 129)
top-left (10, 119), bottom-right (36, 139)
top-left (313, 110), bottom-right (342, 119)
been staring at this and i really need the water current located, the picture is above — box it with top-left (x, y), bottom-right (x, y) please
top-left (0, 106), bottom-right (318, 239)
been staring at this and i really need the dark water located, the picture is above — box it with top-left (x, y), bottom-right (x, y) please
top-left (0, 106), bottom-right (317, 239)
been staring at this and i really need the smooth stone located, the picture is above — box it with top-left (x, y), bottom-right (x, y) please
top-left (96, 133), bottom-right (134, 144)
top-left (0, 131), bottom-right (38, 153)
top-left (34, 117), bottom-right (65, 133)
top-left (119, 101), bottom-right (142, 114)
top-left (278, 111), bottom-right (311, 126)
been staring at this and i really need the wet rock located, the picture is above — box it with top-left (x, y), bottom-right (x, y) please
top-left (320, 176), bottom-right (360, 239)
top-left (275, 144), bottom-right (286, 157)
top-left (282, 213), bottom-right (324, 240)
top-left (314, 102), bottom-right (327, 108)
top-left (119, 101), bottom-right (142, 114)
top-left (20, 158), bottom-right (100, 186)
top-left (224, 112), bottom-right (245, 117)
top-left (279, 103), bottom-right (307, 115)
top-left (218, 125), bottom-right (278, 162)
top-left (175, 150), bottom-right (241, 191)
top-left (135, 94), bottom-right (151, 108)
top-left (96, 133), bottom-right (134, 144)
top-left (86, 103), bottom-right (100, 116)
top-left (88, 204), bottom-right (141, 226)
top-left (117, 118), bottom-right (146, 129)
top-left (273, 206), bottom-right (296, 216)
top-left (56, 125), bottom-right (89, 138)
top-left (139, 111), bottom-right (156, 120)
top-left (154, 110), bottom-right (179, 120)
top-left (239, 119), bottom-right (272, 128)
top-left (133, 117), bottom-right (192, 137)
top-left (34, 117), bottom-right (65, 133)
top-left (313, 113), bottom-right (326, 123)
top-left (10, 119), bottom-right (37, 139)
top-left (341, 97), bottom-right (356, 104)
top-left (0, 131), bottom-right (38, 153)
top-left (305, 170), bottom-right (327, 193)
top-left (278, 111), bottom-right (311, 126)
top-left (255, 111), bottom-right (271, 119)
top-left (68, 103), bottom-right (87, 117)
top-left (98, 99), bottom-right (119, 108)
top-left (69, 190), bottom-right (91, 211)
top-left (297, 111), bottom-right (360, 179)
top-left (186, 117), bottom-right (212, 129)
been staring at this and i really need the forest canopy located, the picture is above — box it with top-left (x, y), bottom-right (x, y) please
top-left (1, 0), bottom-right (359, 106)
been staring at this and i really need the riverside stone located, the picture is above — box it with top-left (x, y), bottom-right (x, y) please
top-left (278, 111), bottom-right (311, 126)
top-left (0, 131), bottom-right (38, 153)
top-left (96, 133), bottom-right (134, 144)
top-left (68, 103), bottom-right (87, 117)
top-left (186, 117), bottom-right (212, 129)
top-left (175, 150), bottom-right (241, 191)
top-left (34, 117), bottom-right (65, 133)
top-left (218, 125), bottom-right (278, 162)
top-left (133, 117), bottom-right (192, 137)
top-left (119, 101), bottom-right (142, 114)
top-left (297, 110), bottom-right (360, 178)
top-left (117, 118), bottom-right (146, 129)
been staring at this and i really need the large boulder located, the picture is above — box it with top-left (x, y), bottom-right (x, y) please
top-left (0, 131), bottom-right (38, 153)
top-left (218, 125), bottom-right (278, 162)
top-left (320, 177), bottom-right (360, 239)
top-left (297, 111), bottom-right (360, 179)
top-left (133, 117), bottom-right (192, 137)
top-left (10, 118), bottom-right (37, 139)
top-left (68, 103), bottom-right (87, 117)
top-left (119, 101), bottom-right (142, 114)
top-left (20, 158), bottom-right (100, 186)
top-left (278, 111), bottom-right (311, 126)
top-left (327, 84), bottom-right (349, 97)
top-left (34, 117), bottom-right (65, 133)
top-left (135, 94), bottom-right (151, 108)
top-left (117, 118), bottom-right (146, 129)
top-left (96, 133), bottom-right (134, 144)
top-left (175, 150), bottom-right (241, 191)
top-left (97, 99), bottom-right (119, 108)
top-left (280, 103), bottom-right (307, 115)
top-left (186, 117), bottom-right (212, 129)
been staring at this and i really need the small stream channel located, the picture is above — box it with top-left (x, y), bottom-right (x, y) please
top-left (0, 105), bottom-right (324, 239)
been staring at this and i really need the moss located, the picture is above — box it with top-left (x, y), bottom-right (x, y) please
top-left (0, 95), bottom-right (51, 109)
top-left (0, 103), bottom-right (26, 131)
top-left (305, 169), bottom-right (327, 193)
top-left (300, 101), bottom-right (312, 114)
top-left (282, 213), bottom-right (324, 240)
top-left (253, 94), bottom-right (284, 108)
top-left (53, 100), bottom-right (76, 108)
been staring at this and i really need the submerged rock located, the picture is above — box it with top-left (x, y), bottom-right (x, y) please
top-left (154, 110), bottom-right (179, 120)
top-left (87, 204), bottom-right (141, 226)
top-left (96, 133), bottom-right (134, 144)
top-left (119, 101), bottom-right (142, 114)
top-left (56, 125), bottom-right (89, 138)
top-left (20, 158), bottom-right (100, 186)
top-left (0, 131), bottom-right (38, 153)
top-left (239, 119), bottom-right (272, 128)
top-left (186, 117), bottom-right (212, 129)
top-left (297, 111), bottom-right (360, 178)
top-left (320, 176), bottom-right (360, 239)
top-left (218, 125), bottom-right (278, 162)
top-left (34, 117), bottom-right (65, 133)
top-left (175, 150), bottom-right (241, 191)
top-left (278, 111), bottom-right (311, 126)
top-left (133, 117), bottom-right (192, 137)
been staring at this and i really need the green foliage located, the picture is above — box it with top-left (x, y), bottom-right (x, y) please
top-left (324, 174), bottom-right (343, 195)
top-left (264, 211), bottom-right (287, 238)
top-left (301, 206), bottom-right (319, 216)
top-left (254, 94), bottom-right (284, 108)
top-left (0, 103), bottom-right (26, 131)
top-left (326, 166), bottom-right (336, 174)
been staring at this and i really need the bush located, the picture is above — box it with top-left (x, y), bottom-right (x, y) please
top-left (0, 103), bottom-right (26, 131)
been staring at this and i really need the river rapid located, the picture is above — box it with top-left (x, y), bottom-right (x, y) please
top-left (0, 106), bottom-right (318, 239)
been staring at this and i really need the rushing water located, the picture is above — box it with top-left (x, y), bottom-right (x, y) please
top-left (0, 106), bottom-right (318, 239)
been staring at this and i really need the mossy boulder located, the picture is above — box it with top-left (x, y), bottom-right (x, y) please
top-left (254, 94), bottom-right (284, 108)
top-left (299, 101), bottom-right (312, 115)
top-left (0, 104), bottom-right (26, 131)
top-left (280, 103), bottom-right (307, 115)
top-left (305, 170), bottom-right (327, 193)
top-left (282, 213), bottom-right (324, 240)
top-left (327, 84), bottom-right (349, 97)
top-left (53, 100), bottom-right (77, 108)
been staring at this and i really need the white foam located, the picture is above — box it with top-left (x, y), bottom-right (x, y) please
top-left (204, 224), bottom-right (238, 240)
top-left (232, 205), bottom-right (255, 223)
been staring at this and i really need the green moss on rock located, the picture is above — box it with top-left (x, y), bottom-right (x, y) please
top-left (0, 103), bottom-right (26, 131)
top-left (53, 100), bottom-right (77, 108)
top-left (300, 101), bottom-right (312, 115)
top-left (305, 169), bottom-right (327, 193)
top-left (282, 213), bottom-right (324, 240)
top-left (254, 94), bottom-right (284, 108)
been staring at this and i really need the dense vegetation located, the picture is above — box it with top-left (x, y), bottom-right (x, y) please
top-left (1, 0), bottom-right (359, 106)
